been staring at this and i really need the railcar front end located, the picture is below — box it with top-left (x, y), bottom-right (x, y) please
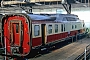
top-left (2, 13), bottom-right (31, 59)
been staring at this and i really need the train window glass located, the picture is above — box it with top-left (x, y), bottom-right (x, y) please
top-left (61, 24), bottom-right (63, 32)
top-left (48, 25), bottom-right (52, 34)
top-left (34, 25), bottom-right (40, 36)
top-left (55, 24), bottom-right (58, 33)
top-left (66, 17), bottom-right (77, 21)
top-left (16, 24), bottom-right (19, 33)
top-left (83, 24), bottom-right (85, 27)
top-left (75, 25), bottom-right (77, 28)
top-left (63, 18), bottom-right (67, 21)
top-left (64, 24), bottom-right (65, 31)
top-left (72, 25), bottom-right (74, 29)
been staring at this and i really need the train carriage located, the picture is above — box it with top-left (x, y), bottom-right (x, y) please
top-left (1, 13), bottom-right (85, 60)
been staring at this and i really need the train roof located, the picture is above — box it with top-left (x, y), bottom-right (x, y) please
top-left (1, 13), bottom-right (81, 23)
top-left (35, 14), bottom-right (81, 22)
top-left (48, 14), bottom-right (80, 22)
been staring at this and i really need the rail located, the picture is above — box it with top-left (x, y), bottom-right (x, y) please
top-left (75, 43), bottom-right (90, 60)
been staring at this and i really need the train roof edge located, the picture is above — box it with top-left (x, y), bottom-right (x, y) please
top-left (0, 13), bottom-right (81, 22)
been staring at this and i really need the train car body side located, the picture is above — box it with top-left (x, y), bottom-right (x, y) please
top-left (31, 21), bottom-right (85, 48)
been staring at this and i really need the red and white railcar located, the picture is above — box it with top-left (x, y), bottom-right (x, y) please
top-left (1, 13), bottom-right (85, 59)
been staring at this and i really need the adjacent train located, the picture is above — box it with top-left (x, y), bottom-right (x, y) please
top-left (0, 13), bottom-right (86, 59)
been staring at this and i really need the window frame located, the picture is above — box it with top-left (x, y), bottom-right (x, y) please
top-left (64, 24), bottom-right (65, 31)
top-left (16, 23), bottom-right (19, 33)
top-left (55, 24), bottom-right (58, 33)
top-left (75, 25), bottom-right (77, 28)
top-left (61, 24), bottom-right (63, 32)
top-left (83, 24), bottom-right (85, 27)
top-left (34, 25), bottom-right (40, 36)
top-left (72, 25), bottom-right (74, 29)
top-left (48, 25), bottom-right (52, 34)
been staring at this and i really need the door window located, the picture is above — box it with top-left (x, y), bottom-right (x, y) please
top-left (16, 23), bottom-right (19, 33)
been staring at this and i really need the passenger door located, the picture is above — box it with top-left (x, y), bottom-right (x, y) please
top-left (41, 24), bottom-right (47, 45)
top-left (10, 20), bottom-right (23, 46)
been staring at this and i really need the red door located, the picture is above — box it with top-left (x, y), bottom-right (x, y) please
top-left (10, 21), bottom-right (22, 46)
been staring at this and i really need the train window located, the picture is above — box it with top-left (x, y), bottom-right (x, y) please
top-left (72, 25), bottom-right (74, 29)
top-left (55, 24), bottom-right (58, 33)
top-left (16, 24), bottom-right (19, 33)
top-left (66, 17), bottom-right (77, 21)
top-left (61, 24), bottom-right (63, 32)
top-left (75, 25), bottom-right (77, 28)
top-left (63, 18), bottom-right (67, 21)
top-left (64, 24), bottom-right (65, 31)
top-left (34, 25), bottom-right (40, 36)
top-left (83, 24), bottom-right (85, 27)
top-left (48, 25), bottom-right (52, 34)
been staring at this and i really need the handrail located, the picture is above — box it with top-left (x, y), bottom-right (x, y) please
top-left (75, 43), bottom-right (90, 60)
top-left (84, 44), bottom-right (90, 60)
